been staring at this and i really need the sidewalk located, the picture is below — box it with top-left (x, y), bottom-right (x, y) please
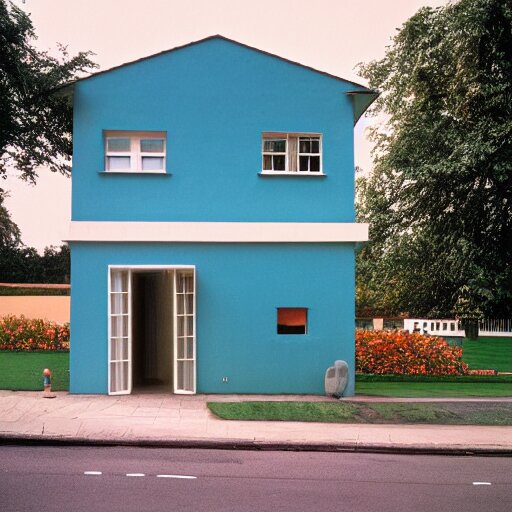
top-left (1, 391), bottom-right (511, 455)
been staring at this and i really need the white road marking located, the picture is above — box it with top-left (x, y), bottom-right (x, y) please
top-left (473, 482), bottom-right (492, 485)
top-left (84, 471), bottom-right (102, 475)
top-left (156, 474), bottom-right (197, 479)
top-left (126, 473), bottom-right (145, 477)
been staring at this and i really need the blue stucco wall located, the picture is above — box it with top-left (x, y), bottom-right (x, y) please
top-left (72, 37), bottom-right (360, 223)
top-left (69, 242), bottom-right (356, 395)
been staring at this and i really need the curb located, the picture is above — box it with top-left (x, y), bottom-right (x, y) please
top-left (1, 433), bottom-right (511, 457)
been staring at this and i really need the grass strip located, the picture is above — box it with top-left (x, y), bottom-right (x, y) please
top-left (355, 381), bottom-right (512, 397)
top-left (208, 401), bottom-right (512, 425)
top-left (0, 351), bottom-right (69, 391)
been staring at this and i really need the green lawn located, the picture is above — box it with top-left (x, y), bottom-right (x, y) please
top-left (463, 337), bottom-right (512, 372)
top-left (0, 351), bottom-right (69, 391)
top-left (208, 401), bottom-right (512, 425)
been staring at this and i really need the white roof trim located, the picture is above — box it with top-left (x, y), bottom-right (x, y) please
top-left (67, 221), bottom-right (368, 243)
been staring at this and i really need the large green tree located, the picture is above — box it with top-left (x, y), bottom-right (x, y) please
top-left (0, 0), bottom-right (96, 182)
top-left (356, 0), bottom-right (512, 318)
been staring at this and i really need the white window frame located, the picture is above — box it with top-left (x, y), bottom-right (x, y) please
top-left (261, 132), bottom-right (323, 175)
top-left (104, 131), bottom-right (167, 173)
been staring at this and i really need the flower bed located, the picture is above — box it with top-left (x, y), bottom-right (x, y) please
top-left (356, 329), bottom-right (468, 375)
top-left (467, 369), bottom-right (498, 376)
top-left (0, 315), bottom-right (69, 351)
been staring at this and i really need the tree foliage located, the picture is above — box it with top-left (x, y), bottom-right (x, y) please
top-left (0, 243), bottom-right (70, 284)
top-left (0, 190), bottom-right (20, 247)
top-left (356, 0), bottom-right (512, 318)
top-left (0, 0), bottom-right (96, 182)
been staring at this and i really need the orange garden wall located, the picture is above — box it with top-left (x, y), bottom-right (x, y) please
top-left (0, 296), bottom-right (70, 324)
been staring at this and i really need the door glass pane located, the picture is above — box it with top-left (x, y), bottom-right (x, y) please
top-left (186, 294), bottom-right (194, 314)
top-left (111, 271), bottom-right (128, 293)
top-left (177, 316), bottom-right (185, 336)
top-left (177, 361), bottom-right (194, 392)
top-left (177, 337), bottom-right (185, 359)
top-left (111, 315), bottom-right (128, 337)
top-left (186, 315), bottom-right (193, 335)
top-left (177, 362), bottom-right (184, 390)
top-left (184, 361), bottom-right (194, 391)
top-left (110, 361), bottom-right (127, 393)
top-left (186, 338), bottom-right (194, 359)
top-left (111, 293), bottom-right (128, 314)
top-left (110, 338), bottom-right (128, 360)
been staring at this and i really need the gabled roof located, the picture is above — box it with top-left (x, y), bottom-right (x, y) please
top-left (59, 35), bottom-right (378, 123)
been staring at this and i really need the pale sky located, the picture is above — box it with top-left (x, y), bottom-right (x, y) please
top-left (4, 0), bottom-right (447, 251)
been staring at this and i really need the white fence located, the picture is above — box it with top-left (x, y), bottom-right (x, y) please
top-left (404, 319), bottom-right (465, 337)
top-left (479, 319), bottom-right (512, 337)
top-left (403, 318), bottom-right (512, 337)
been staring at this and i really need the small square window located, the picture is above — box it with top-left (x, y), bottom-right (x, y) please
top-left (277, 308), bottom-right (307, 335)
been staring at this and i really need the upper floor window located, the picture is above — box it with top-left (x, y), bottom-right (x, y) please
top-left (261, 133), bottom-right (322, 175)
top-left (104, 131), bottom-right (166, 173)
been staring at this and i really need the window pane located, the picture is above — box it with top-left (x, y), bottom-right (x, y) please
top-left (142, 156), bottom-right (164, 170)
top-left (299, 155), bottom-right (309, 172)
top-left (273, 155), bottom-right (285, 171)
top-left (309, 155), bottom-right (320, 172)
top-left (264, 139), bottom-right (286, 152)
top-left (263, 154), bottom-right (272, 170)
top-left (107, 138), bottom-right (131, 152)
top-left (299, 138), bottom-right (311, 153)
top-left (140, 138), bottom-right (164, 153)
top-left (107, 156), bottom-right (131, 170)
top-left (311, 139), bottom-right (320, 153)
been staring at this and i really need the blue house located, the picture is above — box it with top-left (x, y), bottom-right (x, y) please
top-left (65, 36), bottom-right (376, 396)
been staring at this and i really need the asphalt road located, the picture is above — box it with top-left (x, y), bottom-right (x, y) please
top-left (1, 445), bottom-right (511, 512)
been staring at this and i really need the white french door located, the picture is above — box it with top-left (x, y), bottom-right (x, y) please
top-left (108, 266), bottom-right (196, 395)
top-left (108, 269), bottom-right (132, 395)
top-left (174, 270), bottom-right (196, 394)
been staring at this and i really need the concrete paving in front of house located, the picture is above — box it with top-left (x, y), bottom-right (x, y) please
top-left (0, 391), bottom-right (511, 455)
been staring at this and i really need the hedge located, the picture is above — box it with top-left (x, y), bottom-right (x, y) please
top-left (356, 329), bottom-right (468, 375)
top-left (0, 315), bottom-right (69, 351)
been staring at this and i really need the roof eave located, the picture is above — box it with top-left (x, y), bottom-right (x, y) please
top-left (346, 90), bottom-right (380, 125)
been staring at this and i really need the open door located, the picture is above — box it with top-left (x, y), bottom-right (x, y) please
top-left (108, 269), bottom-right (132, 395)
top-left (174, 270), bottom-right (196, 393)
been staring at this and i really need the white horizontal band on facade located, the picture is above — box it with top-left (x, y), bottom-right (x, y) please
top-left (67, 221), bottom-right (369, 243)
